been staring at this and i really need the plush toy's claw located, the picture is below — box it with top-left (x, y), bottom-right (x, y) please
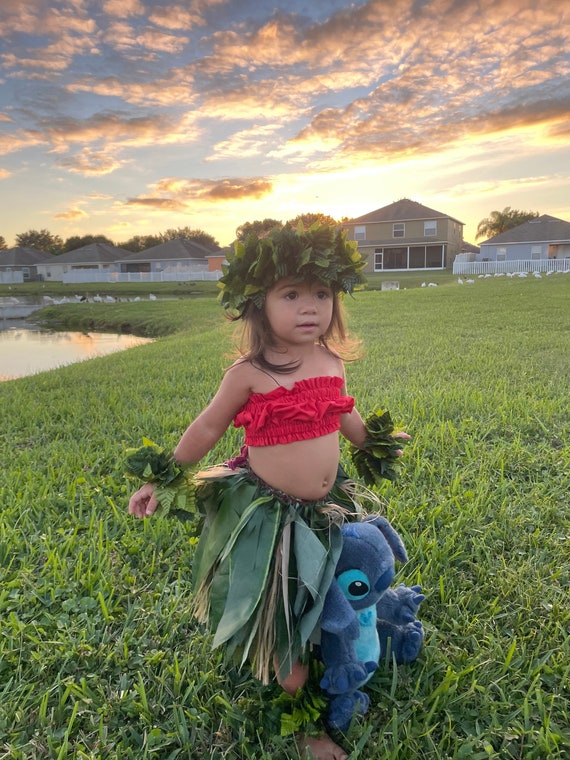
top-left (398, 620), bottom-right (425, 662)
top-left (320, 661), bottom-right (373, 694)
top-left (327, 690), bottom-right (370, 732)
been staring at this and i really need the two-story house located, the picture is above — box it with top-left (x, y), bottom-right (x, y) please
top-left (343, 199), bottom-right (464, 272)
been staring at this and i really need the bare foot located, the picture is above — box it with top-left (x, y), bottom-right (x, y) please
top-left (296, 733), bottom-right (348, 760)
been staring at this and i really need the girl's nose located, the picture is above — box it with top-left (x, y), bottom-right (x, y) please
top-left (300, 296), bottom-right (317, 312)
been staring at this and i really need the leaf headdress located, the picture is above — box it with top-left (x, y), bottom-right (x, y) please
top-left (218, 223), bottom-right (367, 316)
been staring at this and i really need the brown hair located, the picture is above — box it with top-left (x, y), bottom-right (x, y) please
top-left (229, 290), bottom-right (361, 374)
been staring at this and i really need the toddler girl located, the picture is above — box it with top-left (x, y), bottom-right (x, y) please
top-left (128, 224), bottom-right (404, 759)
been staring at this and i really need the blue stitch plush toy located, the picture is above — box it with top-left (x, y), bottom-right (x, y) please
top-left (319, 516), bottom-right (424, 731)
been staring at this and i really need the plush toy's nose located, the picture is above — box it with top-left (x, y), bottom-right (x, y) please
top-left (375, 566), bottom-right (395, 591)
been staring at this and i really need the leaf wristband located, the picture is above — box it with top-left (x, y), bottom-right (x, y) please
top-left (125, 437), bottom-right (197, 518)
top-left (350, 409), bottom-right (409, 488)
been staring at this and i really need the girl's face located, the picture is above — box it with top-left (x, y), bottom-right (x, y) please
top-left (263, 278), bottom-right (334, 347)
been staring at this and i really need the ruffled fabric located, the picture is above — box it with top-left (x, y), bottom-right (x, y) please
top-left (233, 376), bottom-right (355, 446)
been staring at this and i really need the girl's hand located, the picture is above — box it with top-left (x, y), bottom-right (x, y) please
top-left (128, 482), bottom-right (159, 519)
top-left (394, 431), bottom-right (411, 456)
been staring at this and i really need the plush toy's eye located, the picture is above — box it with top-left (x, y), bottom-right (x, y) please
top-left (337, 569), bottom-right (371, 601)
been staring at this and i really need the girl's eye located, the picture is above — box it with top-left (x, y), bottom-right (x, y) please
top-left (317, 290), bottom-right (331, 300)
top-left (285, 291), bottom-right (298, 300)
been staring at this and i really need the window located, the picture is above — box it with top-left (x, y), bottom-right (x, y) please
top-left (393, 223), bottom-right (405, 238)
top-left (426, 245), bottom-right (444, 267)
top-left (531, 245), bottom-right (542, 260)
top-left (424, 220), bottom-right (437, 236)
top-left (409, 247), bottom-right (425, 268)
top-left (384, 247), bottom-right (407, 269)
top-left (374, 248), bottom-right (383, 271)
top-left (354, 225), bottom-right (366, 241)
top-left (497, 247), bottom-right (506, 261)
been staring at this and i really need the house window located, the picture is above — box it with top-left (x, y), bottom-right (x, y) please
top-left (393, 223), bottom-right (405, 238)
top-left (374, 248), bottom-right (383, 271)
top-left (424, 220), bottom-right (437, 236)
top-left (354, 225), bottom-right (366, 241)
top-left (426, 245), bottom-right (444, 267)
top-left (530, 245), bottom-right (541, 260)
top-left (496, 247), bottom-right (506, 261)
top-left (384, 247), bottom-right (407, 269)
top-left (409, 247), bottom-right (425, 268)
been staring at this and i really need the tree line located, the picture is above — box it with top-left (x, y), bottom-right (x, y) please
top-left (0, 207), bottom-right (540, 254)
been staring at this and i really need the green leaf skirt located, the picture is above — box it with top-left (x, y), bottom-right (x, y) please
top-left (191, 465), bottom-right (366, 684)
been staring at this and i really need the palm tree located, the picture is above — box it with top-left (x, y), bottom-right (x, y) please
top-left (476, 207), bottom-right (539, 240)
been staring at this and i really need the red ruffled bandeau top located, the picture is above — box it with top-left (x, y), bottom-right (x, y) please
top-left (233, 375), bottom-right (354, 446)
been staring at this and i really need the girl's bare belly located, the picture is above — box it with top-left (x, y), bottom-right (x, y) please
top-left (248, 433), bottom-right (340, 501)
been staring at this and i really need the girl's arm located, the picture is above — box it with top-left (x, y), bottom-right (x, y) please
top-left (129, 363), bottom-right (251, 518)
top-left (173, 363), bottom-right (251, 463)
top-left (338, 363), bottom-right (368, 448)
top-left (340, 407), bottom-right (367, 448)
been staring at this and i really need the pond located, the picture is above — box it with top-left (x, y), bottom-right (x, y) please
top-left (0, 322), bottom-right (152, 381)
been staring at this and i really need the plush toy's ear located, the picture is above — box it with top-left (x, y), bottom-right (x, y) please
top-left (365, 516), bottom-right (408, 563)
top-left (320, 579), bottom-right (359, 636)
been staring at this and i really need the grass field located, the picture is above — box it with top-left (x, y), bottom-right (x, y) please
top-left (1, 275), bottom-right (568, 758)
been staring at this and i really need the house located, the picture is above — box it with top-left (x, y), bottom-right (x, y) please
top-left (0, 247), bottom-right (52, 282)
top-left (476, 215), bottom-right (570, 263)
top-left (118, 238), bottom-right (223, 275)
top-left (36, 243), bottom-right (132, 282)
top-left (343, 199), bottom-right (464, 271)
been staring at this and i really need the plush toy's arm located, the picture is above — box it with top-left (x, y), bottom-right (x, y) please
top-left (320, 630), bottom-right (377, 695)
top-left (377, 583), bottom-right (425, 664)
top-left (320, 580), bottom-right (374, 694)
top-left (377, 619), bottom-right (424, 663)
top-left (378, 583), bottom-right (424, 625)
top-left (320, 579), bottom-right (360, 636)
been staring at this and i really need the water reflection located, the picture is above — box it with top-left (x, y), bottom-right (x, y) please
top-left (0, 325), bottom-right (152, 381)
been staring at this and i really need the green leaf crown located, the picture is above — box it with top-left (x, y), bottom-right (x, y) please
top-left (218, 223), bottom-right (367, 315)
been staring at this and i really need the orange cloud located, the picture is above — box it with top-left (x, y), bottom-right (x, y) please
top-left (54, 207), bottom-right (89, 221)
top-left (125, 176), bottom-right (273, 211)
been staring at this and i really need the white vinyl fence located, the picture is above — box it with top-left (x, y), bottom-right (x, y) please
top-left (453, 258), bottom-right (570, 276)
top-left (62, 270), bottom-right (223, 284)
top-left (0, 271), bottom-right (24, 284)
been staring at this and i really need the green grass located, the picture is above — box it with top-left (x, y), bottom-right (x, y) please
top-left (1, 276), bottom-right (569, 758)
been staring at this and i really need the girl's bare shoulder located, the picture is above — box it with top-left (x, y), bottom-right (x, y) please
top-left (224, 358), bottom-right (261, 392)
top-left (316, 344), bottom-right (345, 378)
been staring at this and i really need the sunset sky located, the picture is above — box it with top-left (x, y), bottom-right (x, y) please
top-left (0, 0), bottom-right (568, 249)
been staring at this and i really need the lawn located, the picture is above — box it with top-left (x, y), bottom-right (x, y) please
top-left (0, 275), bottom-right (568, 759)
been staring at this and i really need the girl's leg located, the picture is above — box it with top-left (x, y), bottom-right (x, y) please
top-left (276, 660), bottom-right (348, 760)
top-left (278, 659), bottom-right (309, 695)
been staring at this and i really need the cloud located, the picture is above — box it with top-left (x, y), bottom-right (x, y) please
top-left (57, 148), bottom-right (127, 176)
top-left (148, 4), bottom-right (207, 31)
top-left (123, 197), bottom-right (188, 211)
top-left (53, 206), bottom-right (89, 221)
top-left (207, 124), bottom-right (283, 160)
top-left (37, 110), bottom-right (201, 154)
top-left (0, 168), bottom-right (11, 179)
top-left (102, 0), bottom-right (145, 18)
top-left (124, 176), bottom-right (273, 212)
top-left (67, 72), bottom-right (198, 107)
